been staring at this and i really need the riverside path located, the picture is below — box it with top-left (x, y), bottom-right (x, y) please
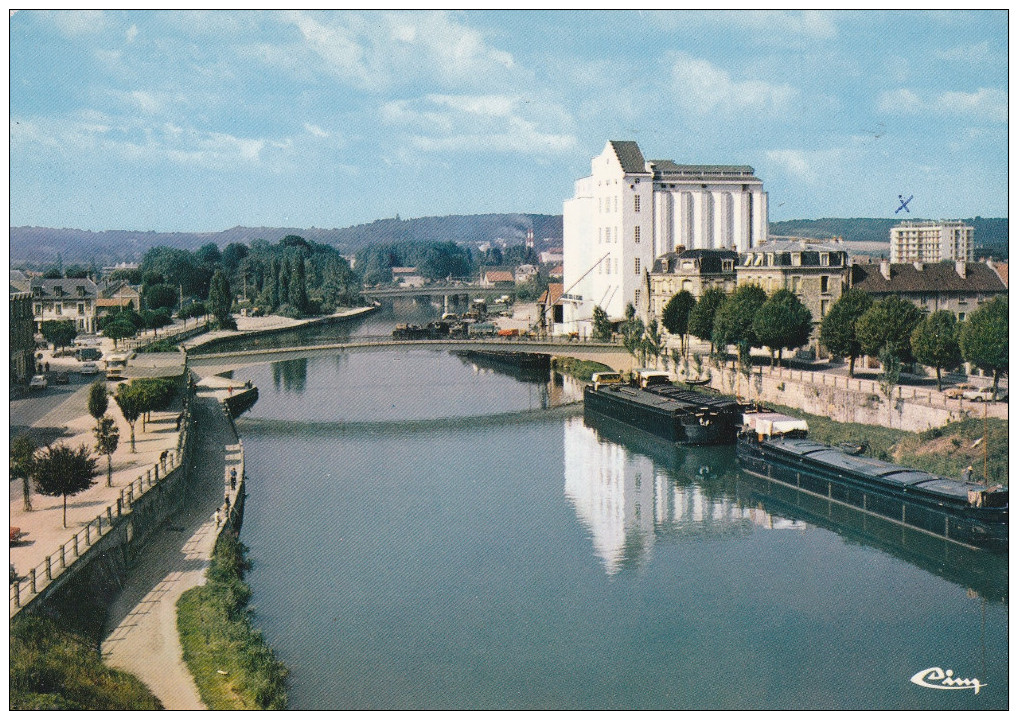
top-left (101, 394), bottom-right (238, 710)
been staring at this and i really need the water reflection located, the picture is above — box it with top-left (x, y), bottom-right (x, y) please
top-left (271, 358), bottom-right (308, 392)
top-left (576, 411), bottom-right (1008, 601)
top-left (564, 415), bottom-right (803, 575)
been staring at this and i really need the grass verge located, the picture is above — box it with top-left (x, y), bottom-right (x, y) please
top-left (765, 403), bottom-right (1008, 485)
top-left (551, 356), bottom-right (612, 383)
top-left (10, 614), bottom-right (162, 710)
top-left (177, 531), bottom-right (288, 710)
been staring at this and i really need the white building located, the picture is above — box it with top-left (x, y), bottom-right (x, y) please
top-left (890, 220), bottom-right (974, 264)
top-left (561, 140), bottom-right (768, 336)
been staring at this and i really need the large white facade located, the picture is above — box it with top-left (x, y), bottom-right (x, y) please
top-left (889, 220), bottom-right (974, 264)
top-left (561, 140), bottom-right (768, 336)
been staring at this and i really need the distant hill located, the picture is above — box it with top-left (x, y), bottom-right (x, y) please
top-left (9, 214), bottom-right (563, 268)
top-left (769, 217), bottom-right (1008, 258)
top-left (9, 214), bottom-right (1006, 268)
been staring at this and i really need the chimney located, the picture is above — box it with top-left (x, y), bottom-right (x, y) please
top-left (879, 260), bottom-right (891, 280)
top-left (955, 260), bottom-right (967, 279)
top-left (913, 261), bottom-right (923, 271)
top-left (987, 257), bottom-right (995, 269)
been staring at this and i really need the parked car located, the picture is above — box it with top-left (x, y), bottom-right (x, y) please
top-left (29, 374), bottom-right (48, 390)
top-left (964, 386), bottom-right (1007, 402)
top-left (50, 371), bottom-right (70, 385)
top-left (80, 361), bottom-right (100, 376)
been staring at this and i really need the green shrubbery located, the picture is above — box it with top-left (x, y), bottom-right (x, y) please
top-left (10, 614), bottom-right (161, 710)
top-left (177, 532), bottom-right (288, 710)
top-left (551, 357), bottom-right (613, 383)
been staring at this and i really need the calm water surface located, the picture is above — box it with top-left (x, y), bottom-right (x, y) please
top-left (232, 308), bottom-right (1007, 709)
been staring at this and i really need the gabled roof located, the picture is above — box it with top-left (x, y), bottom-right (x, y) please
top-left (851, 262), bottom-right (1007, 295)
top-left (609, 140), bottom-right (648, 173)
top-left (540, 282), bottom-right (564, 305)
top-left (652, 249), bottom-right (737, 275)
top-left (992, 262), bottom-right (1007, 286)
top-left (28, 278), bottom-right (98, 298)
top-left (485, 270), bottom-right (514, 283)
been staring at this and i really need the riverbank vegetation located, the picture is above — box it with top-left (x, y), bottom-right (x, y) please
top-left (177, 531), bottom-right (288, 710)
top-left (10, 614), bottom-right (162, 710)
top-left (765, 403), bottom-right (1008, 485)
top-left (551, 356), bottom-right (612, 383)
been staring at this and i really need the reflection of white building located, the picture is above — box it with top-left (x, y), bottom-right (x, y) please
top-left (563, 417), bottom-right (803, 574)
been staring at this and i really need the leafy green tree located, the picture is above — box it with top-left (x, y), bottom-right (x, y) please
top-left (910, 310), bottom-right (962, 391)
top-left (103, 318), bottom-right (137, 348)
top-left (752, 289), bottom-right (813, 368)
top-left (10, 435), bottom-right (37, 512)
top-left (114, 384), bottom-right (143, 453)
top-left (960, 295), bottom-right (1008, 398)
top-left (34, 444), bottom-right (99, 528)
top-left (144, 283), bottom-right (178, 311)
top-left (40, 320), bottom-right (77, 350)
top-left (142, 308), bottom-right (173, 335)
top-left (43, 267), bottom-right (63, 278)
top-left (687, 287), bottom-right (728, 352)
top-left (643, 319), bottom-right (664, 368)
top-left (591, 306), bottom-right (613, 342)
top-left (856, 295), bottom-right (923, 362)
top-left (713, 284), bottom-right (767, 359)
top-left (94, 416), bottom-right (121, 487)
top-left (178, 300), bottom-right (206, 324)
top-left (87, 381), bottom-right (108, 421)
top-left (620, 304), bottom-right (645, 367)
top-left (661, 290), bottom-right (696, 356)
top-left (207, 270), bottom-right (234, 329)
top-left (877, 346), bottom-right (902, 426)
top-left (819, 289), bottom-right (873, 377)
top-left (63, 265), bottom-right (88, 278)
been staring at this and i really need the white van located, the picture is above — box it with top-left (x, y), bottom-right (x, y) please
top-left (590, 372), bottom-right (623, 390)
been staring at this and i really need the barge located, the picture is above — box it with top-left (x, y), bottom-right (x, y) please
top-left (736, 415), bottom-right (1008, 553)
top-left (454, 350), bottom-right (551, 383)
top-left (583, 370), bottom-right (744, 446)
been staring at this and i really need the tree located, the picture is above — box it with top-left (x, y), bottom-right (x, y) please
top-left (591, 306), bottom-right (613, 342)
top-left (960, 296), bottom-right (1008, 398)
top-left (40, 320), bottom-right (77, 350)
top-left (144, 283), bottom-right (178, 311)
top-left (64, 265), bottom-right (88, 278)
top-left (178, 300), bottom-right (206, 324)
top-left (87, 381), bottom-right (108, 421)
top-left (752, 289), bottom-right (813, 368)
top-left (856, 295), bottom-right (923, 362)
top-left (42, 267), bottom-right (63, 278)
top-left (34, 444), bottom-right (99, 528)
top-left (207, 269), bottom-right (234, 329)
top-left (620, 303), bottom-right (645, 367)
top-left (93, 416), bottom-right (121, 487)
top-left (877, 346), bottom-right (902, 426)
top-left (687, 287), bottom-right (727, 353)
top-left (910, 310), bottom-right (962, 391)
top-left (103, 318), bottom-right (138, 348)
top-left (142, 308), bottom-right (173, 335)
top-left (10, 435), bottom-right (37, 512)
top-left (713, 284), bottom-right (767, 361)
top-left (661, 291), bottom-right (696, 356)
top-left (819, 289), bottom-right (873, 377)
top-left (114, 384), bottom-right (143, 452)
top-left (643, 319), bottom-right (663, 368)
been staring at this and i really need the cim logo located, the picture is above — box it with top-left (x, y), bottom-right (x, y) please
top-left (910, 667), bottom-right (985, 695)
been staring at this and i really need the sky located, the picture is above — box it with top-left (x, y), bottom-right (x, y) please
top-left (8, 10), bottom-right (1009, 232)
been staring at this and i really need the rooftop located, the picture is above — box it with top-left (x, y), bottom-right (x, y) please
top-left (851, 262), bottom-right (1007, 295)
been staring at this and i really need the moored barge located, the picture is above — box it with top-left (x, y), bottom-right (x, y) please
top-left (583, 370), bottom-right (744, 446)
top-left (736, 416), bottom-right (1008, 553)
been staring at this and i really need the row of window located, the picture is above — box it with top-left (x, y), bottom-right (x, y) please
top-left (35, 303), bottom-right (89, 316)
top-left (597, 195), bottom-right (644, 214)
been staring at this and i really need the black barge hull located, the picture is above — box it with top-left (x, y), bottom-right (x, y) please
top-left (583, 385), bottom-right (741, 445)
top-left (736, 436), bottom-right (1007, 553)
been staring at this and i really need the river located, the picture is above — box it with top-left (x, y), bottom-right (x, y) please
top-left (230, 305), bottom-right (1008, 709)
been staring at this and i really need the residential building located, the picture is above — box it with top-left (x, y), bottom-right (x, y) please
top-left (890, 220), bottom-right (974, 264)
top-left (561, 140), bottom-right (768, 336)
top-left (515, 264), bottom-right (538, 283)
top-left (10, 290), bottom-right (35, 384)
top-left (482, 270), bottom-right (515, 288)
top-left (644, 248), bottom-right (737, 327)
top-left (539, 248), bottom-right (564, 265)
top-left (537, 283), bottom-right (565, 334)
top-left (391, 267), bottom-right (425, 288)
top-left (28, 278), bottom-right (98, 333)
top-left (548, 264), bottom-right (564, 281)
top-left (96, 280), bottom-right (142, 318)
top-left (850, 260), bottom-right (1006, 322)
top-left (737, 239), bottom-right (850, 330)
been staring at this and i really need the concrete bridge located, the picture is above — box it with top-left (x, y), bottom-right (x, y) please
top-left (187, 337), bottom-right (634, 378)
top-left (361, 283), bottom-right (500, 310)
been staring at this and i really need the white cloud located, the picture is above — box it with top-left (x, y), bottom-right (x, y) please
top-left (304, 123), bottom-right (329, 138)
top-left (935, 40), bottom-right (993, 62)
top-left (126, 24), bottom-right (138, 43)
top-left (382, 94), bottom-right (576, 155)
top-left (670, 52), bottom-right (796, 115)
top-left (647, 10), bottom-right (836, 40)
top-left (275, 11), bottom-right (517, 92)
top-left (45, 10), bottom-right (109, 36)
top-left (877, 86), bottom-right (1006, 122)
top-left (765, 148), bottom-right (844, 183)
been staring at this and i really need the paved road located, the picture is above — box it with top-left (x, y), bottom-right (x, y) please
top-left (101, 395), bottom-right (237, 711)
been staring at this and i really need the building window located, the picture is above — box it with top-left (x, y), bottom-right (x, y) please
top-left (791, 276), bottom-right (800, 293)
top-left (958, 296), bottom-right (968, 305)
top-left (55, 304), bottom-right (62, 316)
top-left (820, 253), bottom-right (830, 266)
top-left (634, 195), bottom-right (641, 212)
top-left (821, 300), bottom-right (829, 317)
top-left (820, 276), bottom-right (829, 294)
top-left (77, 303), bottom-right (85, 315)
top-left (606, 259), bottom-right (611, 275)
top-left (614, 226), bottom-right (618, 243)
top-left (634, 290), bottom-right (640, 307)
top-left (722, 259), bottom-right (733, 272)
top-left (958, 312), bottom-right (965, 321)
top-left (34, 304), bottom-right (41, 315)
top-left (634, 258), bottom-right (641, 274)
top-left (634, 225), bottom-right (641, 243)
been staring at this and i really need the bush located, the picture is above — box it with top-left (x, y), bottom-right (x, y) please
top-left (274, 304), bottom-right (301, 319)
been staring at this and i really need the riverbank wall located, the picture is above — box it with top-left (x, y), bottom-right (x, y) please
top-left (702, 362), bottom-right (999, 432)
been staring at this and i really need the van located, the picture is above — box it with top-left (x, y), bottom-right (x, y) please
top-left (80, 361), bottom-right (100, 376)
top-left (590, 372), bottom-right (623, 390)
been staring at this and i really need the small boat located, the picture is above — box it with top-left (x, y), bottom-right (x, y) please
top-left (684, 376), bottom-right (711, 387)
top-left (839, 442), bottom-right (867, 455)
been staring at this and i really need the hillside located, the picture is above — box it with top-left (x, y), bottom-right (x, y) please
top-left (9, 214), bottom-right (563, 267)
top-left (10, 215), bottom-right (1006, 268)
